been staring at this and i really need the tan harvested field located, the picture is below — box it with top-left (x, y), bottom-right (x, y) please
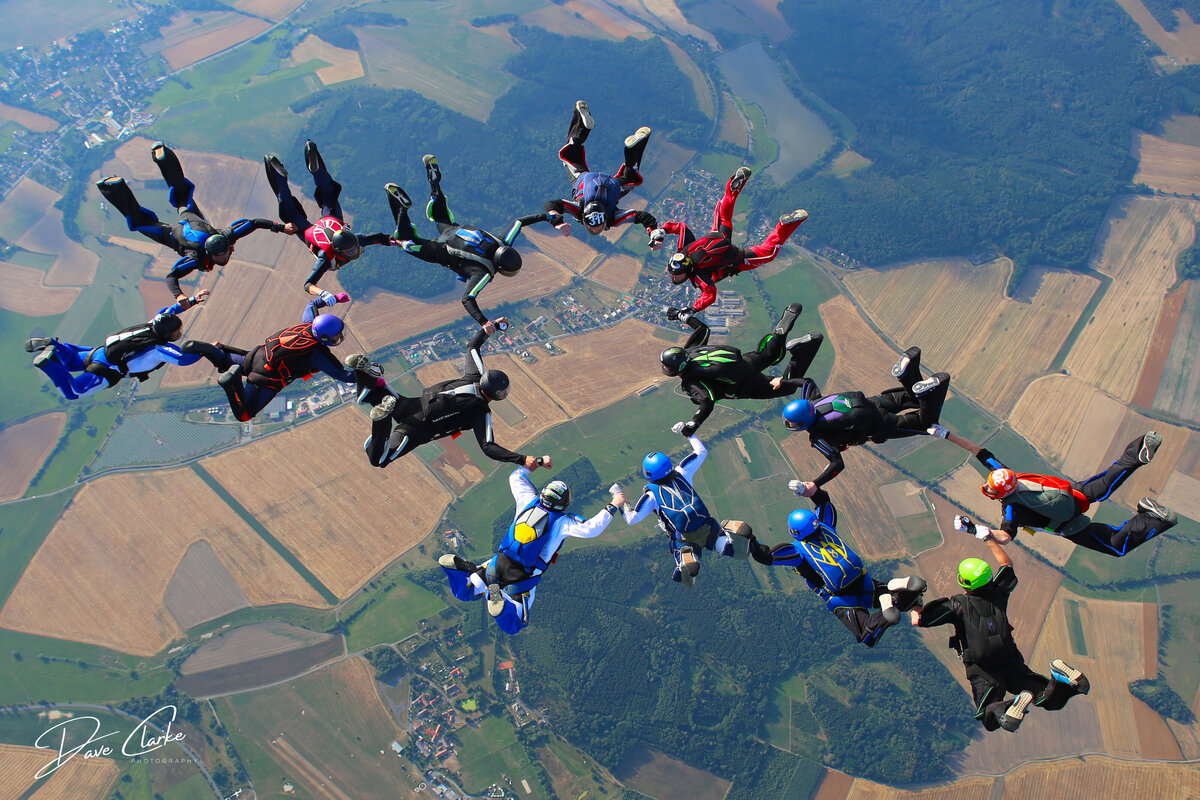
top-left (878, 480), bottom-right (926, 518)
top-left (204, 405), bottom-right (451, 598)
top-left (523, 227), bottom-right (602, 273)
top-left (430, 438), bottom-right (484, 492)
top-left (524, 0), bottom-right (649, 40)
top-left (780, 433), bottom-right (911, 561)
top-left (1002, 755), bottom-right (1200, 799)
top-left (0, 468), bottom-right (324, 654)
top-left (617, 748), bottom-right (730, 800)
top-left (1010, 375), bottom-right (1123, 475)
top-left (509, 319), bottom-right (667, 417)
top-left (726, 0), bottom-right (792, 41)
top-left (345, 253), bottom-right (574, 352)
top-left (1116, 0), bottom-right (1200, 65)
top-left (159, 13), bottom-right (271, 70)
top-left (1133, 281), bottom-right (1185, 408)
top-left (588, 252), bottom-right (642, 292)
top-left (0, 177), bottom-right (58, 242)
top-left (180, 621), bottom-right (329, 674)
top-left (842, 775), bottom-right (992, 800)
top-left (0, 178), bottom-right (97, 288)
top-left (0, 413), bottom-right (65, 502)
top-left (812, 769), bottom-right (853, 800)
top-left (0, 101), bottom-right (58, 132)
top-left (165, 540), bottom-right (251, 630)
top-left (718, 91), bottom-right (750, 147)
top-left (0, 742), bottom-right (117, 800)
top-left (0, 261), bottom-right (80, 314)
top-left (1064, 196), bottom-right (1197, 400)
top-left (291, 34), bottom-right (364, 85)
top-left (416, 352), bottom-right (568, 452)
top-left (230, 0), bottom-right (303, 21)
top-left (818, 295), bottom-right (903, 392)
top-left (1132, 132), bottom-right (1200, 195)
top-left (637, 0), bottom-right (719, 47)
top-left (844, 258), bottom-right (1098, 415)
top-left (137, 277), bottom-right (176, 319)
top-left (1159, 113), bottom-right (1200, 146)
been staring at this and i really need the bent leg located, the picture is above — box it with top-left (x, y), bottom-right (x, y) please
top-left (1074, 434), bottom-right (1150, 503)
top-left (492, 590), bottom-right (530, 634)
top-left (558, 103), bottom-right (591, 179)
top-left (97, 177), bottom-right (177, 249)
top-left (711, 169), bottom-right (747, 238)
top-left (152, 143), bottom-right (198, 214)
top-left (442, 563), bottom-right (487, 602)
top-left (784, 333), bottom-right (824, 381)
top-left (968, 673), bottom-right (1008, 732)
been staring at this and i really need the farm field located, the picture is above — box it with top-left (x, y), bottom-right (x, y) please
top-left (1115, 0), bottom-right (1200, 66)
top-left (157, 12), bottom-right (271, 70)
top-left (1151, 279), bottom-right (1200, 422)
top-left (0, 467), bottom-right (323, 655)
top-left (615, 747), bottom-right (731, 800)
top-left (345, 253), bottom-right (574, 351)
top-left (218, 657), bottom-right (411, 800)
top-left (523, 0), bottom-right (650, 40)
top-left (0, 262), bottom-right (80, 315)
top-left (180, 621), bottom-right (331, 674)
top-left (844, 258), bottom-right (1098, 416)
top-left (203, 405), bottom-right (450, 598)
top-left (1063, 196), bottom-right (1196, 401)
top-left (290, 34), bottom-right (364, 85)
top-left (522, 227), bottom-right (603, 273)
top-left (1, 179), bottom-right (98, 289)
top-left (230, 0), bottom-right (304, 21)
top-left (0, 0), bottom-right (129, 50)
top-left (588, 252), bottom-right (642, 292)
top-left (1131, 131), bottom-right (1200, 195)
top-left (0, 741), bottom-right (118, 800)
top-left (0, 413), bottom-right (64, 501)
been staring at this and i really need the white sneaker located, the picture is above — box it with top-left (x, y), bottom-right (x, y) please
top-left (575, 100), bottom-right (594, 129)
top-left (624, 126), bottom-right (651, 149)
top-left (1001, 691), bottom-right (1033, 732)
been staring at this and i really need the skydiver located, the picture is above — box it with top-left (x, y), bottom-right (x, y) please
top-left (212, 295), bottom-right (386, 421)
top-left (387, 155), bottom-right (552, 328)
top-left (910, 533), bottom-right (1090, 732)
top-left (766, 488), bottom-right (926, 647)
top-left (613, 432), bottom-right (772, 587)
top-left (263, 140), bottom-right (395, 302)
top-left (26, 290), bottom-right (212, 399)
top-left (438, 470), bottom-right (624, 634)
top-left (97, 142), bottom-right (297, 307)
top-left (364, 317), bottom-right (549, 470)
top-left (660, 302), bottom-right (816, 435)
top-left (783, 345), bottom-right (950, 494)
top-left (930, 426), bottom-right (1177, 557)
top-left (543, 100), bottom-right (665, 250)
top-left (662, 166), bottom-right (808, 314)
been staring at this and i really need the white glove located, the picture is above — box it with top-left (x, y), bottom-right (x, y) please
top-left (671, 421), bottom-right (686, 435)
top-left (788, 479), bottom-right (804, 496)
top-left (648, 228), bottom-right (666, 250)
top-left (609, 483), bottom-right (623, 497)
top-left (927, 423), bottom-right (948, 439)
top-left (973, 525), bottom-right (993, 541)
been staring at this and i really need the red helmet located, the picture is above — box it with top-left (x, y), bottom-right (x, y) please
top-left (982, 468), bottom-right (1017, 498)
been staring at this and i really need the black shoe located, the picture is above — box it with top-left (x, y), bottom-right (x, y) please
top-left (912, 372), bottom-right (947, 396)
top-left (1000, 691), bottom-right (1033, 732)
top-left (304, 140), bottom-right (323, 174)
top-left (423, 154), bottom-right (441, 186)
top-left (218, 364), bottom-right (242, 388)
top-left (264, 154), bottom-right (287, 178)
top-left (892, 346), bottom-right (921, 379)
top-left (24, 337), bottom-right (52, 353)
top-left (728, 166), bottom-right (751, 194)
top-left (384, 182), bottom-right (411, 210)
top-left (773, 302), bottom-right (803, 336)
top-left (437, 554), bottom-right (476, 573)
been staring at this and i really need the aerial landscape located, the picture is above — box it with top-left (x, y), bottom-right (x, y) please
top-left (2, 0), bottom-right (1200, 798)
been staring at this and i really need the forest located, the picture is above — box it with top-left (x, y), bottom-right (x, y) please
top-left (774, 0), bottom-right (1175, 285)
top-left (299, 26), bottom-right (706, 299)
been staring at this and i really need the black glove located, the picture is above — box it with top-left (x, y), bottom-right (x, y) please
top-left (665, 306), bottom-right (681, 321)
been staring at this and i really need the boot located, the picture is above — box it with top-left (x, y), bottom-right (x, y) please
top-left (345, 353), bottom-right (383, 379)
top-left (773, 302), bottom-right (803, 337)
top-left (438, 554), bottom-right (476, 573)
top-left (1049, 659), bottom-right (1089, 692)
top-left (878, 593), bottom-right (901, 624)
top-left (423, 154), bottom-right (441, 187)
top-left (384, 182), bottom-right (411, 210)
top-left (32, 345), bottom-right (57, 369)
top-left (780, 209), bottom-right (808, 225)
top-left (370, 394), bottom-right (397, 422)
top-left (1138, 432), bottom-right (1162, 464)
top-left (912, 372), bottom-right (945, 396)
top-left (784, 332), bottom-right (823, 380)
top-left (24, 337), bottom-right (52, 352)
top-left (304, 139), bottom-right (324, 174)
top-left (574, 99), bottom-right (594, 130)
top-left (679, 546), bottom-right (700, 578)
top-left (728, 166), bottom-right (752, 194)
top-left (486, 584), bottom-right (505, 617)
top-left (624, 126), bottom-right (651, 150)
top-left (1137, 497), bottom-right (1177, 526)
top-left (892, 346), bottom-right (921, 381)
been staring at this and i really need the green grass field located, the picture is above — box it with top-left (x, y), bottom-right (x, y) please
top-left (898, 439), bottom-right (968, 482)
top-left (739, 428), bottom-right (789, 480)
top-left (28, 402), bottom-right (120, 493)
top-left (939, 396), bottom-right (999, 444)
top-left (0, 628), bottom-right (172, 705)
top-left (343, 575), bottom-right (450, 651)
top-left (897, 510), bottom-right (941, 553)
top-left (1158, 579), bottom-right (1200, 709)
top-left (978, 426), bottom-right (1054, 475)
top-left (454, 714), bottom-right (541, 796)
top-left (1063, 598), bottom-right (1088, 657)
top-left (0, 488), bottom-right (77, 606)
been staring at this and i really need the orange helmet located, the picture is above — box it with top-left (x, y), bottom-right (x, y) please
top-left (982, 468), bottom-right (1017, 498)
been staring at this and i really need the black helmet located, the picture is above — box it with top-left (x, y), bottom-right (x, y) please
top-left (582, 201), bottom-right (606, 229)
top-left (666, 251), bottom-right (693, 284)
top-left (494, 245), bottom-right (522, 276)
top-left (480, 369), bottom-right (510, 400)
top-left (151, 312), bottom-right (183, 339)
top-left (660, 346), bottom-right (688, 376)
top-left (331, 229), bottom-right (362, 260)
top-left (203, 233), bottom-right (231, 260)
top-left (539, 480), bottom-right (571, 512)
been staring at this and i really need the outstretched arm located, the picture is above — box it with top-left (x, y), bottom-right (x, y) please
top-left (502, 213), bottom-right (551, 245)
top-left (622, 491), bottom-right (659, 525)
top-left (676, 436), bottom-right (707, 483)
top-left (304, 257), bottom-right (333, 296)
top-left (682, 315), bottom-right (710, 349)
top-left (166, 258), bottom-right (200, 303)
top-left (470, 411), bottom-right (526, 465)
top-left (509, 466), bottom-right (538, 508)
top-left (227, 218), bottom-right (293, 242)
top-left (461, 327), bottom-right (490, 381)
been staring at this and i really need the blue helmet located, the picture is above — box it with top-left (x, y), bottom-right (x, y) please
top-left (788, 508), bottom-right (819, 539)
top-left (783, 399), bottom-right (815, 431)
top-left (311, 313), bottom-right (345, 345)
top-left (643, 452), bottom-right (673, 481)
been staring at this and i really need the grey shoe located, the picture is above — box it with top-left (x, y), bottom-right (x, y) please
top-left (370, 394), bottom-right (396, 422)
top-left (773, 302), bottom-right (803, 336)
top-left (575, 100), bottom-right (594, 130)
top-left (1137, 497), bottom-right (1177, 526)
top-left (892, 346), bottom-right (921, 379)
top-left (24, 337), bottom-right (52, 353)
top-left (624, 126), bottom-right (651, 150)
top-left (912, 372), bottom-right (947, 396)
top-left (486, 584), bottom-right (505, 617)
top-left (728, 166), bottom-right (752, 194)
top-left (1138, 432), bottom-right (1162, 464)
top-left (32, 345), bottom-right (56, 368)
top-left (780, 209), bottom-right (809, 225)
top-left (345, 353), bottom-right (383, 379)
top-left (422, 154), bottom-right (441, 186)
top-left (1000, 691), bottom-right (1034, 732)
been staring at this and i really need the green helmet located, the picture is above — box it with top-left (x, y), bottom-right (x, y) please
top-left (957, 557), bottom-right (992, 591)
